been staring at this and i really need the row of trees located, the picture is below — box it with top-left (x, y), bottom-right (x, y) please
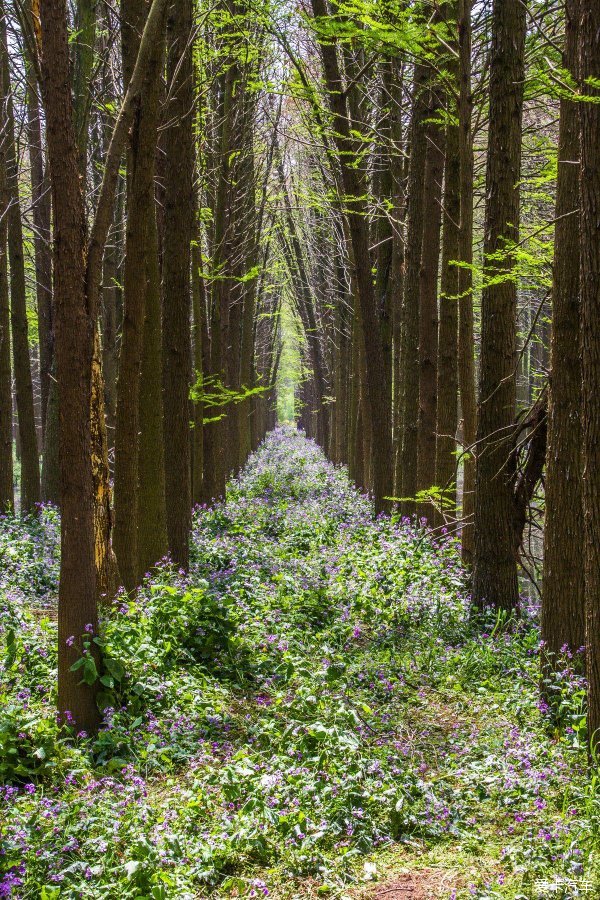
top-left (271, 0), bottom-right (600, 746)
top-left (1, 0), bottom-right (599, 748)
top-left (0, 0), bottom-right (282, 730)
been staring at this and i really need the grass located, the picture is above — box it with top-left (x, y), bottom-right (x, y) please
top-left (0, 427), bottom-right (598, 899)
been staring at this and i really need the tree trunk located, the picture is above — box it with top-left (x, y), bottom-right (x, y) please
top-left (40, 0), bottom-right (100, 733)
top-left (457, 0), bottom-right (477, 566)
top-left (0, 9), bottom-right (41, 513)
top-left (191, 227), bottom-right (206, 506)
top-left (579, 0), bottom-right (600, 753)
top-left (311, 0), bottom-right (392, 511)
top-left (114, 0), bottom-right (166, 590)
top-left (0, 137), bottom-right (12, 510)
top-left (138, 199), bottom-right (168, 576)
top-left (435, 70), bottom-right (460, 522)
top-left (25, 60), bottom-right (53, 436)
top-left (162, 0), bottom-right (194, 568)
top-left (472, 0), bottom-right (526, 611)
top-left (416, 118), bottom-right (445, 506)
top-left (541, 0), bottom-right (584, 668)
top-left (400, 62), bottom-right (430, 516)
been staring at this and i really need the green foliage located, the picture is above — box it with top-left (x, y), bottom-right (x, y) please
top-left (1, 431), bottom-right (598, 898)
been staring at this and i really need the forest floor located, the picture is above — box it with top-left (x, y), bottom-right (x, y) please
top-left (1, 427), bottom-right (598, 899)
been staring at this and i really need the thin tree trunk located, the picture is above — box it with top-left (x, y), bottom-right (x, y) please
top-left (191, 225), bottom-right (205, 506)
top-left (0, 9), bottom-right (40, 512)
top-left (0, 135), bottom-right (12, 510)
top-left (25, 60), bottom-right (53, 435)
top-left (579, 0), bottom-right (600, 753)
top-left (457, 0), bottom-right (476, 566)
top-left (311, 0), bottom-right (392, 511)
top-left (435, 72), bottom-right (460, 523)
top-left (416, 119), bottom-right (445, 505)
top-left (400, 62), bottom-right (429, 516)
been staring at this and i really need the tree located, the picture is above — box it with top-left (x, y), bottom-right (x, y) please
top-left (39, 0), bottom-right (168, 730)
top-left (541, 0), bottom-right (584, 670)
top-left (457, 0), bottom-right (476, 566)
top-left (162, 0), bottom-right (195, 569)
top-left (435, 24), bottom-right (460, 522)
top-left (399, 61), bottom-right (429, 516)
top-left (579, 0), bottom-right (600, 752)
top-left (472, 0), bottom-right (527, 611)
top-left (113, 0), bottom-right (168, 589)
top-left (0, 117), bottom-right (11, 511)
top-left (0, 6), bottom-right (40, 513)
top-left (310, 0), bottom-right (393, 512)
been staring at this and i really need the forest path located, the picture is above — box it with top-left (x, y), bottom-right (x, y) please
top-left (187, 428), bottom-right (583, 899)
top-left (2, 428), bottom-right (588, 898)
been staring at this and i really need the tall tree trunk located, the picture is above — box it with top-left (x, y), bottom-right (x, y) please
top-left (191, 225), bottom-right (206, 506)
top-left (311, 0), bottom-right (392, 511)
top-left (457, 0), bottom-right (477, 566)
top-left (472, 0), bottom-right (527, 611)
top-left (39, 0), bottom-right (99, 732)
top-left (435, 65), bottom-right (460, 522)
top-left (25, 61), bottom-right (53, 436)
top-left (114, 0), bottom-right (166, 589)
top-left (162, 0), bottom-right (194, 568)
top-left (101, 204), bottom-right (120, 451)
top-left (0, 137), bottom-right (12, 510)
top-left (541, 0), bottom-right (584, 668)
top-left (416, 118), bottom-right (445, 505)
top-left (579, 0), bottom-right (600, 753)
top-left (399, 62), bottom-right (429, 515)
top-left (138, 198), bottom-right (168, 575)
top-left (0, 9), bottom-right (40, 512)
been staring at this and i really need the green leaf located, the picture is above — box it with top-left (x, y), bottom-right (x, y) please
top-left (104, 657), bottom-right (125, 681)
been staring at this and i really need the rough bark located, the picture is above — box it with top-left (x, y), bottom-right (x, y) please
top-left (25, 59), bottom-right (53, 435)
top-left (457, 0), bottom-right (477, 566)
top-left (416, 119), bottom-right (445, 505)
top-left (399, 62), bottom-right (429, 515)
top-left (191, 226), bottom-right (205, 506)
top-left (579, 0), bottom-right (600, 753)
top-left (435, 89), bottom-right (460, 522)
top-left (472, 0), bottom-right (527, 611)
top-left (162, 0), bottom-right (194, 568)
top-left (541, 0), bottom-right (585, 666)
top-left (0, 9), bottom-right (40, 512)
top-left (114, 0), bottom-right (167, 589)
top-left (39, 0), bottom-right (100, 732)
top-left (0, 135), bottom-right (12, 510)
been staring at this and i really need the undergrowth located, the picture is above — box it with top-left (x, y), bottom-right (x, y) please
top-left (0, 428), bottom-right (597, 898)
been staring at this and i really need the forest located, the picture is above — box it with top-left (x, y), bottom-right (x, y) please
top-left (1, 0), bottom-right (600, 896)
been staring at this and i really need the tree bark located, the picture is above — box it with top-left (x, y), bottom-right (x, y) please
top-left (0, 8), bottom-right (40, 512)
top-left (25, 59), bottom-right (53, 436)
top-left (416, 118), bottom-right (445, 505)
top-left (435, 73), bottom-right (460, 522)
top-left (114, 0), bottom-right (167, 589)
top-left (162, 0), bottom-right (194, 568)
top-left (0, 132), bottom-right (12, 510)
top-left (472, 0), bottom-right (527, 611)
top-left (541, 0), bottom-right (584, 668)
top-left (579, 0), bottom-right (600, 753)
top-left (457, 0), bottom-right (477, 566)
top-left (39, 0), bottom-right (100, 732)
top-left (400, 62), bottom-right (429, 515)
